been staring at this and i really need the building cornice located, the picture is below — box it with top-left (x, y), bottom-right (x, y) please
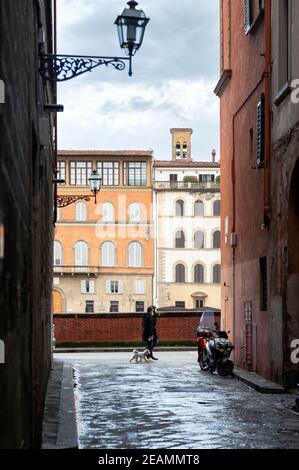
top-left (214, 69), bottom-right (232, 98)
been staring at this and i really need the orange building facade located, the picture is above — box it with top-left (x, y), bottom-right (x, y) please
top-left (53, 150), bottom-right (154, 314)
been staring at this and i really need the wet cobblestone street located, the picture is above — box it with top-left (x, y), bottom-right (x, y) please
top-left (56, 352), bottom-right (299, 449)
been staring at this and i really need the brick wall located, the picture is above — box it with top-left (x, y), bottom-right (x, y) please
top-left (0, 0), bottom-right (54, 448)
top-left (54, 312), bottom-right (202, 345)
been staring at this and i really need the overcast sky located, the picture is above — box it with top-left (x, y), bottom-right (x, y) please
top-left (57, 0), bottom-right (220, 161)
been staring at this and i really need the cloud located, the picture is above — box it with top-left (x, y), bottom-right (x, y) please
top-left (57, 0), bottom-right (220, 160)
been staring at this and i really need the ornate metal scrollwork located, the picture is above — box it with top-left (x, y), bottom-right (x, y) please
top-left (56, 195), bottom-right (91, 208)
top-left (40, 54), bottom-right (129, 82)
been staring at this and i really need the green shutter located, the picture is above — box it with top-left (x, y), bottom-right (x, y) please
top-left (243, 0), bottom-right (251, 34)
top-left (257, 94), bottom-right (265, 169)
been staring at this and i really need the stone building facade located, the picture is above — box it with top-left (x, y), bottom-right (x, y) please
top-left (153, 129), bottom-right (221, 311)
top-left (54, 151), bottom-right (154, 314)
top-left (270, 0), bottom-right (299, 388)
top-left (215, 0), bottom-right (271, 379)
top-left (0, 1), bottom-right (55, 448)
top-left (216, 0), bottom-right (299, 388)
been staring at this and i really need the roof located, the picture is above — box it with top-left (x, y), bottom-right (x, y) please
top-left (154, 160), bottom-right (220, 168)
top-left (58, 150), bottom-right (153, 158)
top-left (157, 306), bottom-right (221, 313)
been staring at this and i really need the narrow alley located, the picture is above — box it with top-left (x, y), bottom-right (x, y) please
top-left (56, 352), bottom-right (299, 449)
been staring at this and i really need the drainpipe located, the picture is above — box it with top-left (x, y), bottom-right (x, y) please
top-left (264, 0), bottom-right (272, 224)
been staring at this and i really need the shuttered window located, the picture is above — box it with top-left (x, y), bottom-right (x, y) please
top-left (101, 242), bottom-right (115, 267)
top-left (74, 241), bottom-right (88, 266)
top-left (243, 0), bottom-right (252, 34)
top-left (257, 94), bottom-right (265, 168)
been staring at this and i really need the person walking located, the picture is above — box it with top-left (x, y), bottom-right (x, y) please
top-left (142, 306), bottom-right (154, 354)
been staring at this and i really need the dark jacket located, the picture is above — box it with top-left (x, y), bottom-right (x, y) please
top-left (142, 313), bottom-right (153, 341)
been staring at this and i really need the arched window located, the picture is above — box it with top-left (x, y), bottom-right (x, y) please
top-left (213, 199), bottom-right (221, 216)
top-left (74, 241), bottom-right (88, 266)
top-left (54, 241), bottom-right (62, 266)
top-left (128, 242), bottom-right (143, 267)
top-left (213, 264), bottom-right (221, 283)
top-left (128, 203), bottom-right (141, 223)
top-left (194, 230), bottom-right (204, 249)
top-left (175, 230), bottom-right (185, 248)
top-left (176, 200), bottom-right (184, 217)
top-left (101, 241), bottom-right (115, 267)
top-left (175, 264), bottom-right (185, 283)
top-left (75, 202), bottom-right (87, 221)
top-left (101, 202), bottom-right (114, 222)
top-left (183, 143), bottom-right (187, 159)
top-left (194, 264), bottom-right (204, 283)
top-left (194, 200), bottom-right (204, 216)
top-left (213, 230), bottom-right (221, 248)
top-left (176, 143), bottom-right (181, 158)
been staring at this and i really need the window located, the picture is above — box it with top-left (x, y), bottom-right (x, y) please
top-left (183, 143), bottom-right (187, 159)
top-left (101, 242), bottom-right (115, 267)
top-left (106, 280), bottom-right (123, 294)
top-left (194, 264), bottom-right (204, 283)
top-left (213, 231), bottom-right (221, 249)
top-left (213, 264), bottom-right (221, 284)
top-left (175, 230), bottom-right (185, 248)
top-left (260, 257), bottom-right (268, 311)
top-left (57, 161), bottom-right (66, 184)
top-left (194, 231), bottom-right (204, 249)
top-left (70, 161), bottom-right (92, 186)
top-left (277, 0), bottom-right (291, 97)
top-left (128, 242), bottom-right (143, 267)
top-left (195, 299), bottom-right (205, 308)
top-left (85, 301), bottom-right (94, 313)
top-left (101, 202), bottom-right (114, 222)
top-left (175, 301), bottom-right (185, 308)
top-left (124, 162), bottom-right (147, 186)
top-left (194, 200), bottom-right (204, 216)
top-left (176, 200), bottom-right (184, 217)
top-left (135, 279), bottom-right (145, 294)
top-left (54, 241), bottom-right (62, 266)
top-left (175, 264), bottom-right (185, 283)
top-left (198, 174), bottom-right (215, 183)
top-left (213, 200), bottom-right (221, 216)
top-left (110, 301), bottom-right (119, 313)
top-left (74, 241), bottom-right (88, 266)
top-left (81, 279), bottom-right (95, 293)
top-left (128, 203), bottom-right (141, 223)
top-left (97, 161), bottom-right (119, 186)
top-left (136, 301), bottom-right (145, 313)
top-left (75, 202), bottom-right (87, 221)
top-left (169, 174), bottom-right (178, 188)
top-left (257, 94), bottom-right (265, 168)
top-left (176, 143), bottom-right (181, 158)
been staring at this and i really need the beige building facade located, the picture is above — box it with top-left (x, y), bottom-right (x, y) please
top-left (153, 129), bottom-right (221, 310)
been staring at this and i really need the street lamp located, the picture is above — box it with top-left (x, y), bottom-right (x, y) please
top-left (115, 1), bottom-right (150, 76)
top-left (40, 1), bottom-right (150, 81)
top-left (89, 170), bottom-right (102, 204)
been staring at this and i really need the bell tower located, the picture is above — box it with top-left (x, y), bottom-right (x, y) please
top-left (170, 128), bottom-right (193, 161)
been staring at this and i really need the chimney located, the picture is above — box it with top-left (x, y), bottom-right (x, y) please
top-left (212, 149), bottom-right (216, 163)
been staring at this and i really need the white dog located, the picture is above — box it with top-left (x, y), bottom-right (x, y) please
top-left (129, 349), bottom-right (150, 363)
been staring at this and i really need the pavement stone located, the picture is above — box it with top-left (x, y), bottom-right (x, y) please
top-left (55, 351), bottom-right (299, 449)
top-left (42, 359), bottom-right (78, 449)
top-left (233, 366), bottom-right (286, 394)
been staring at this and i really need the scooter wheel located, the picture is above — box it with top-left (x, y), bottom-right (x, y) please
top-left (199, 353), bottom-right (210, 371)
top-left (217, 360), bottom-right (234, 377)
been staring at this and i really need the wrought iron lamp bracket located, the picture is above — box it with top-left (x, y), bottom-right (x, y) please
top-left (56, 195), bottom-right (92, 208)
top-left (39, 54), bottom-right (132, 82)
